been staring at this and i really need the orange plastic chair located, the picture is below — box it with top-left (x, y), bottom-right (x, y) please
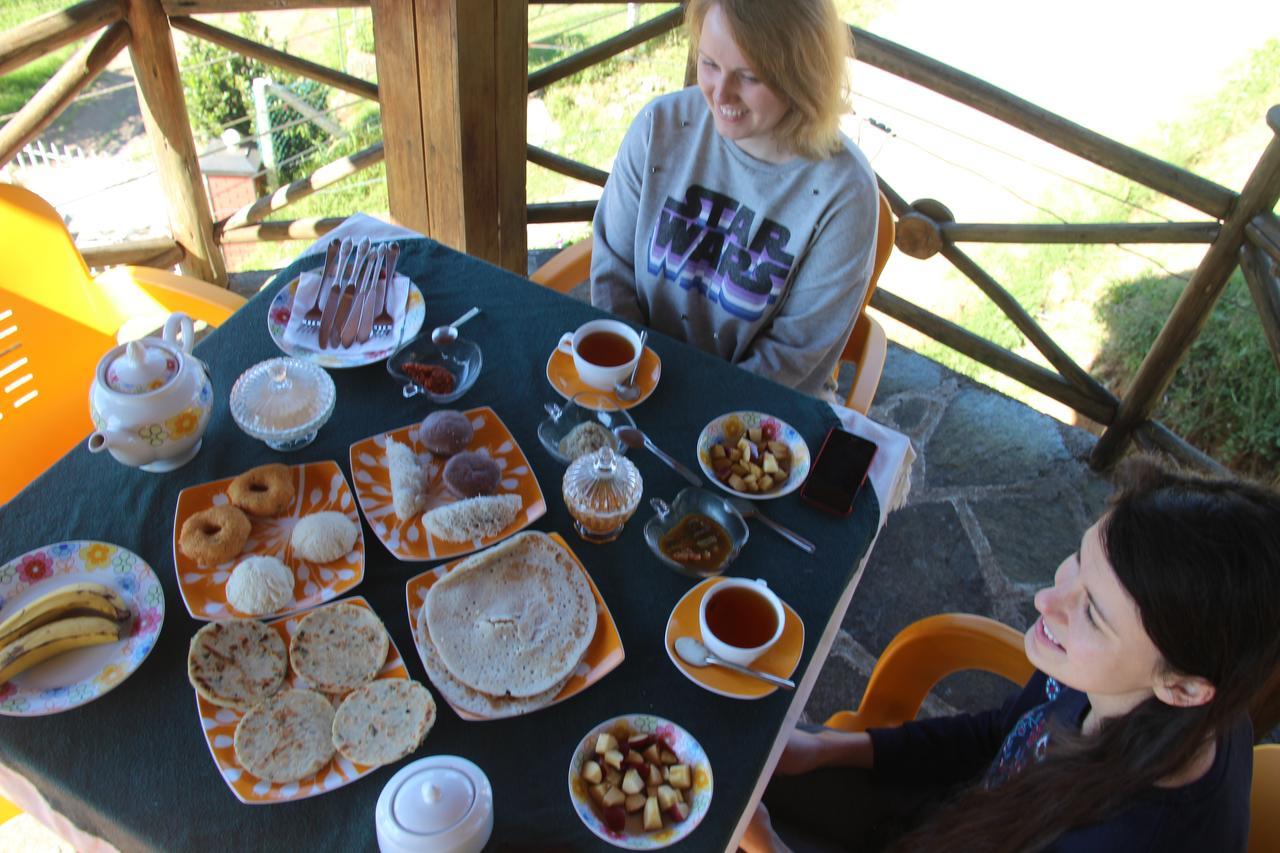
top-left (0, 793), bottom-right (19, 824)
top-left (0, 184), bottom-right (245, 505)
top-left (529, 192), bottom-right (895, 413)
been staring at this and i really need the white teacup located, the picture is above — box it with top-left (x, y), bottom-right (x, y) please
top-left (698, 578), bottom-right (786, 667)
top-left (557, 319), bottom-right (642, 392)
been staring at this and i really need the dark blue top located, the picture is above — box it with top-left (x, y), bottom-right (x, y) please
top-left (868, 671), bottom-right (1253, 852)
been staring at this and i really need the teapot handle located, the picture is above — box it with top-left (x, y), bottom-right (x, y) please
top-left (163, 312), bottom-right (195, 354)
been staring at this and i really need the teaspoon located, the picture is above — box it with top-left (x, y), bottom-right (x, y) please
top-left (613, 330), bottom-right (647, 401)
top-left (430, 307), bottom-right (481, 346)
top-left (674, 636), bottom-right (795, 690)
top-left (613, 426), bottom-right (702, 487)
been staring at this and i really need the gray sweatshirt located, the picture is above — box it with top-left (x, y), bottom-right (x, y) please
top-left (591, 87), bottom-right (879, 399)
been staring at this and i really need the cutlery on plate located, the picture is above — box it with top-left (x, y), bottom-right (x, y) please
top-left (351, 245), bottom-right (386, 346)
top-left (370, 243), bottom-right (400, 337)
top-left (325, 243), bottom-right (371, 349)
top-left (728, 497), bottom-right (815, 554)
top-left (320, 238), bottom-right (369, 349)
top-left (301, 239), bottom-right (342, 329)
top-left (674, 636), bottom-right (795, 689)
top-left (613, 426), bottom-right (702, 487)
top-left (340, 246), bottom-right (384, 348)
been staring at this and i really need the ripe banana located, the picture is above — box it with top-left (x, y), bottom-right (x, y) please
top-left (0, 582), bottom-right (131, 648)
top-left (0, 615), bottom-right (126, 686)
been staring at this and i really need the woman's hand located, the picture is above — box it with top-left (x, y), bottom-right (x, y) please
top-left (775, 727), bottom-right (873, 775)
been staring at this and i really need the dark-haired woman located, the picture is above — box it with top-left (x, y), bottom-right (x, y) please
top-left (744, 456), bottom-right (1280, 852)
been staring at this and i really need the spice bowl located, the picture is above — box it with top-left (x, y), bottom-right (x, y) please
top-left (537, 393), bottom-right (636, 465)
top-left (387, 334), bottom-right (482, 404)
top-left (644, 487), bottom-right (748, 579)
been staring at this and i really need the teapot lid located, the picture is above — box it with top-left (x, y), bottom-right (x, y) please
top-left (377, 756), bottom-right (493, 848)
top-left (105, 340), bottom-right (179, 394)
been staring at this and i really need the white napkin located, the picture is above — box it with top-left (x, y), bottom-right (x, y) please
top-left (828, 402), bottom-right (916, 528)
top-left (281, 268), bottom-right (412, 356)
top-left (297, 213), bottom-right (426, 258)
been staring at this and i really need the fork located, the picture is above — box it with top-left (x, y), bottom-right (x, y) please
top-left (370, 242), bottom-right (401, 337)
top-left (299, 238), bottom-right (344, 329)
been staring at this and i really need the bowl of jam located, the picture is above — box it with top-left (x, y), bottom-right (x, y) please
top-left (387, 334), bottom-right (481, 404)
top-left (644, 487), bottom-right (748, 578)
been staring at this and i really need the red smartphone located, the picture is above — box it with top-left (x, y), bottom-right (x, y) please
top-left (800, 427), bottom-right (877, 516)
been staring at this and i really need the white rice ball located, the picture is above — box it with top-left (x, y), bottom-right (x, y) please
top-left (291, 511), bottom-right (358, 563)
top-left (226, 556), bottom-right (294, 615)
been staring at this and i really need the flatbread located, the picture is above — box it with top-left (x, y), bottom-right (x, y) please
top-left (289, 603), bottom-right (389, 694)
top-left (423, 494), bottom-right (522, 542)
top-left (233, 689), bottom-right (335, 784)
top-left (332, 679), bottom-right (436, 766)
top-left (187, 619), bottom-right (288, 711)
top-left (424, 531), bottom-right (596, 698)
top-left (416, 605), bottom-right (572, 719)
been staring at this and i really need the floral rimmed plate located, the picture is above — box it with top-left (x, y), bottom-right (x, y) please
top-left (696, 411), bottom-right (811, 501)
top-left (546, 345), bottom-right (662, 411)
top-left (404, 532), bottom-right (624, 721)
top-left (568, 714), bottom-right (713, 848)
top-left (172, 461), bottom-right (365, 620)
top-left (349, 407), bottom-right (547, 562)
top-left (267, 276), bottom-right (425, 369)
top-left (0, 541), bottom-right (164, 717)
top-left (194, 596), bottom-right (412, 805)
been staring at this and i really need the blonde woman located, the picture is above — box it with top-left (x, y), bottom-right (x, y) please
top-left (591, 0), bottom-right (878, 400)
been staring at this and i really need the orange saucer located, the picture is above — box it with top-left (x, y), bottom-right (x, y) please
top-left (665, 577), bottom-right (804, 699)
top-left (545, 345), bottom-right (661, 410)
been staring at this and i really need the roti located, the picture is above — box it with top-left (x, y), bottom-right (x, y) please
top-left (233, 689), bottom-right (335, 783)
top-left (187, 619), bottom-right (288, 711)
top-left (424, 531), bottom-right (596, 698)
top-left (332, 679), bottom-right (436, 766)
top-left (289, 602), bottom-right (389, 694)
top-left (417, 605), bottom-right (572, 719)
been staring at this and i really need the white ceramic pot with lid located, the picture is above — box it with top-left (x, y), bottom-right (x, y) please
top-left (376, 755), bottom-right (493, 853)
top-left (87, 312), bottom-right (213, 472)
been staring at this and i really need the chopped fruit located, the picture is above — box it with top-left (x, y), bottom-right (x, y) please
top-left (624, 793), bottom-right (646, 813)
top-left (628, 733), bottom-right (654, 749)
top-left (624, 750), bottom-right (645, 767)
top-left (603, 749), bottom-right (624, 770)
top-left (621, 768), bottom-right (644, 795)
top-left (605, 767), bottom-right (623, 786)
top-left (667, 764), bottom-right (691, 789)
top-left (668, 802), bottom-right (691, 823)
top-left (604, 805), bottom-right (627, 833)
top-left (596, 733), bottom-right (618, 754)
top-left (643, 796), bottom-right (662, 831)
top-left (656, 785), bottom-right (678, 810)
top-left (646, 786), bottom-right (659, 798)
top-left (642, 744), bottom-right (662, 764)
top-left (646, 763), bottom-right (663, 787)
top-left (582, 760), bottom-right (603, 784)
top-left (580, 723), bottom-right (696, 837)
top-left (588, 784), bottom-right (607, 806)
top-left (602, 786), bottom-right (626, 808)
top-left (660, 748), bottom-right (678, 764)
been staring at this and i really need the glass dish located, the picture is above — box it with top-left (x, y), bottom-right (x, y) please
top-left (230, 357), bottom-right (335, 451)
top-left (562, 446), bottom-right (642, 544)
top-left (537, 393), bottom-right (636, 465)
top-left (387, 334), bottom-right (482, 404)
top-left (644, 487), bottom-right (749, 579)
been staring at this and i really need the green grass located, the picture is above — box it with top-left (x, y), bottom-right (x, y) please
top-left (0, 0), bottom-right (77, 122)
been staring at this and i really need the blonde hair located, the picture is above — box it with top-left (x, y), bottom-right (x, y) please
top-left (686, 0), bottom-right (852, 160)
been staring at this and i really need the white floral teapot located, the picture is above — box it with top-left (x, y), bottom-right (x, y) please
top-left (87, 312), bottom-right (214, 472)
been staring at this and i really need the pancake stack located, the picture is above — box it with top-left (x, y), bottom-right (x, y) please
top-left (420, 531), bottom-right (597, 718)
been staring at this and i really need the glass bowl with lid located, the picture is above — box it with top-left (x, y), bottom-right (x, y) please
top-left (561, 446), bottom-right (643, 544)
top-left (230, 357), bottom-right (335, 451)
top-left (537, 393), bottom-right (636, 466)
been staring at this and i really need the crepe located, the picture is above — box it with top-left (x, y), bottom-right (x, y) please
top-left (332, 679), bottom-right (436, 766)
top-left (233, 689), bottom-right (335, 784)
top-left (289, 602), bottom-right (389, 694)
top-left (424, 531), bottom-right (596, 698)
top-left (187, 619), bottom-right (288, 711)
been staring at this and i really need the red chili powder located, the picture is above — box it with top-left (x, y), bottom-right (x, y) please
top-left (403, 362), bottom-right (456, 394)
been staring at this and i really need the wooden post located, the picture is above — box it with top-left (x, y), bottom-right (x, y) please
top-left (122, 0), bottom-right (226, 285)
top-left (1091, 106), bottom-right (1280, 469)
top-left (371, 0), bottom-right (527, 273)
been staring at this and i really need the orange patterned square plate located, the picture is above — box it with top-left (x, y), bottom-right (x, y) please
top-left (349, 406), bottom-right (547, 562)
top-left (172, 461), bottom-right (365, 620)
top-left (193, 596), bottom-right (411, 804)
top-left (405, 532), bottom-right (624, 721)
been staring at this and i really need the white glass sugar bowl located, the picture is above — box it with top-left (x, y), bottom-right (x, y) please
top-left (376, 756), bottom-right (493, 853)
top-left (230, 357), bottom-right (335, 451)
top-left (87, 312), bottom-right (213, 472)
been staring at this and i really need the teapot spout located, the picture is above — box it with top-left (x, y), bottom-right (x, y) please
top-left (87, 429), bottom-right (157, 467)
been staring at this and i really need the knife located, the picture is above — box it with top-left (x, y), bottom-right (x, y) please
top-left (345, 245), bottom-right (385, 348)
top-left (325, 240), bottom-right (371, 349)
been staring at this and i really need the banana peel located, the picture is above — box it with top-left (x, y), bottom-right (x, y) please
top-left (0, 615), bottom-right (127, 685)
top-left (0, 582), bottom-right (130, 648)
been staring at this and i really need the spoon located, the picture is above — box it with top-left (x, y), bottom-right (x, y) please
top-left (674, 636), bottom-right (795, 690)
top-left (613, 330), bottom-right (648, 401)
top-left (728, 497), bottom-right (816, 554)
top-left (430, 307), bottom-right (481, 346)
top-left (613, 426), bottom-right (702, 487)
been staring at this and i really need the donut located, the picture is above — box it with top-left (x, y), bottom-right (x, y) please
top-left (442, 452), bottom-right (501, 498)
top-left (228, 464), bottom-right (296, 517)
top-left (180, 505), bottom-right (251, 565)
top-left (418, 410), bottom-right (473, 456)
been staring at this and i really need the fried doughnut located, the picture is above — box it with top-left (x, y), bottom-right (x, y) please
top-left (180, 505), bottom-right (251, 565)
top-left (228, 464), bottom-right (296, 517)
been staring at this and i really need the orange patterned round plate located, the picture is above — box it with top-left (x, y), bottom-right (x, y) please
top-left (172, 461), bottom-right (365, 620)
top-left (664, 577), bottom-right (804, 699)
top-left (404, 532), bottom-right (625, 720)
top-left (545, 345), bottom-right (661, 411)
top-left (349, 406), bottom-right (547, 562)
top-left (193, 596), bottom-right (413, 804)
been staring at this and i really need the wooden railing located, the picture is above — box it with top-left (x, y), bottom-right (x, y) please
top-left (2, 0), bottom-right (1279, 473)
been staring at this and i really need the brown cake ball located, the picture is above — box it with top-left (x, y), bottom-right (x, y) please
top-left (442, 452), bottom-right (501, 498)
top-left (418, 410), bottom-right (473, 456)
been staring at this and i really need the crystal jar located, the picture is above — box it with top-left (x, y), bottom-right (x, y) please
top-left (561, 446), bottom-right (643, 543)
top-left (230, 357), bottom-right (336, 451)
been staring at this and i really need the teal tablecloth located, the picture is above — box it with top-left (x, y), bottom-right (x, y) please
top-left (0, 238), bottom-right (878, 851)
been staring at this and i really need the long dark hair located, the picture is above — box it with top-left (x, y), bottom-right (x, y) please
top-left (892, 455), bottom-right (1280, 853)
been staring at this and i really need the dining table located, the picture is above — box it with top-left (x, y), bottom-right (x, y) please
top-left (0, 225), bottom-right (911, 852)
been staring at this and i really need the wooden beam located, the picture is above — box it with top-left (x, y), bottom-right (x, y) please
top-left (169, 16), bottom-right (378, 101)
top-left (528, 7), bottom-right (682, 93)
top-left (941, 221), bottom-right (1220, 245)
top-left (528, 200), bottom-right (597, 224)
top-left (1133, 421), bottom-right (1231, 477)
top-left (163, 0), bottom-right (364, 12)
top-left (869, 289), bottom-right (1117, 424)
top-left (527, 145), bottom-right (609, 187)
top-left (81, 236), bottom-right (183, 268)
top-left (1092, 107), bottom-right (1280, 469)
top-left (370, 0), bottom-right (429, 234)
top-left (0, 22), bottom-right (129, 165)
top-left (220, 216), bottom-right (348, 242)
top-left (849, 26), bottom-right (1237, 220)
top-left (0, 0), bottom-right (120, 77)
top-left (495, 0), bottom-right (528, 273)
top-left (1246, 211), bottom-right (1280, 265)
top-left (123, 0), bottom-right (226, 285)
top-left (219, 142), bottom-right (384, 231)
top-left (1238, 243), bottom-right (1280, 374)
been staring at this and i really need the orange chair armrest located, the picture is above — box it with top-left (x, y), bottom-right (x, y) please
top-left (845, 315), bottom-right (887, 415)
top-left (94, 266), bottom-right (245, 328)
top-left (530, 240), bottom-right (592, 294)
